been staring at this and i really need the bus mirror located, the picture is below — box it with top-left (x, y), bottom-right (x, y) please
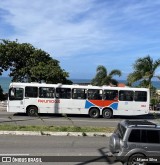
top-left (10, 88), bottom-right (15, 97)
top-left (9, 88), bottom-right (15, 100)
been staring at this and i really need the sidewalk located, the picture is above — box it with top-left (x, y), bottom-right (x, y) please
top-left (0, 101), bottom-right (7, 111)
top-left (0, 131), bottom-right (112, 137)
top-left (149, 110), bottom-right (160, 114)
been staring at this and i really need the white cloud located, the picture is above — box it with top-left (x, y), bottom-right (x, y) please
top-left (1, 0), bottom-right (160, 78)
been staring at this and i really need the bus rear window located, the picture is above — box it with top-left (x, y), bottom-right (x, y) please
top-left (115, 123), bottom-right (126, 139)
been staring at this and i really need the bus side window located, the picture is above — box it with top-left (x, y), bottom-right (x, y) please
top-left (39, 87), bottom-right (55, 98)
top-left (88, 89), bottom-right (102, 100)
top-left (103, 90), bottom-right (118, 100)
top-left (134, 91), bottom-right (147, 102)
top-left (25, 87), bottom-right (38, 98)
top-left (56, 88), bottom-right (71, 99)
top-left (119, 90), bottom-right (133, 101)
top-left (72, 88), bottom-right (87, 99)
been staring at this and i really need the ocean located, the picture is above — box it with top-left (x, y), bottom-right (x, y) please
top-left (0, 77), bottom-right (12, 93)
top-left (0, 77), bottom-right (160, 93)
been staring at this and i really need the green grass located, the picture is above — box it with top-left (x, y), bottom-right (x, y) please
top-left (0, 124), bottom-right (115, 133)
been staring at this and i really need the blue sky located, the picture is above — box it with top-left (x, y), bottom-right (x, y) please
top-left (1, 0), bottom-right (160, 80)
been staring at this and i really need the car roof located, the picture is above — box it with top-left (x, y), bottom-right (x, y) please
top-left (121, 120), bottom-right (158, 128)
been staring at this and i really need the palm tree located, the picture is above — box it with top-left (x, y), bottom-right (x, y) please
top-left (127, 55), bottom-right (160, 88)
top-left (91, 65), bottom-right (122, 86)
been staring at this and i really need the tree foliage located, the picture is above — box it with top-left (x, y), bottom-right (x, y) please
top-left (0, 86), bottom-right (5, 101)
top-left (0, 39), bottom-right (72, 84)
top-left (127, 55), bottom-right (160, 88)
top-left (91, 65), bottom-right (122, 86)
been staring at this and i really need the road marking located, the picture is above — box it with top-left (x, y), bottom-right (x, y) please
top-left (0, 154), bottom-right (29, 156)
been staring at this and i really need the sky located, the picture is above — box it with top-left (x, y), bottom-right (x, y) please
top-left (1, 0), bottom-right (160, 80)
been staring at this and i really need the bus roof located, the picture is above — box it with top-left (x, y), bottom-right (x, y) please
top-left (9, 82), bottom-right (149, 91)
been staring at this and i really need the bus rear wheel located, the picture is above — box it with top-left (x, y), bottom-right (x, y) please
top-left (102, 109), bottom-right (112, 119)
top-left (89, 108), bottom-right (100, 118)
top-left (27, 106), bottom-right (38, 116)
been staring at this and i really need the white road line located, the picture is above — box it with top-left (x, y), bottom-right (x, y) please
top-left (0, 154), bottom-right (29, 156)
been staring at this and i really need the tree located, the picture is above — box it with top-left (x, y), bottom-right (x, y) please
top-left (0, 86), bottom-right (5, 101)
top-left (0, 39), bottom-right (71, 84)
top-left (127, 55), bottom-right (160, 88)
top-left (91, 65), bottom-right (122, 86)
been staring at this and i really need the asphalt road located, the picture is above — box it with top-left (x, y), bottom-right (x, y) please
top-left (0, 135), bottom-right (122, 165)
top-left (0, 111), bottom-right (160, 127)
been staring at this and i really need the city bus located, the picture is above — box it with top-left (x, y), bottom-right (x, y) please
top-left (7, 82), bottom-right (150, 118)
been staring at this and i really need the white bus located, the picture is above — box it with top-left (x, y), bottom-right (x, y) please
top-left (7, 82), bottom-right (150, 118)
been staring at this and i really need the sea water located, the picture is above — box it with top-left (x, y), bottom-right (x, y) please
top-left (0, 77), bottom-right (159, 93)
top-left (0, 77), bottom-right (12, 93)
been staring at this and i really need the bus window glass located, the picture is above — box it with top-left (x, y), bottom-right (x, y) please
top-left (9, 88), bottom-right (23, 100)
top-left (88, 89), bottom-right (102, 100)
top-left (39, 87), bottom-right (55, 98)
top-left (25, 87), bottom-right (38, 98)
top-left (119, 90), bottom-right (133, 101)
top-left (72, 88), bottom-right (87, 99)
top-left (56, 88), bottom-right (71, 99)
top-left (103, 90), bottom-right (118, 100)
top-left (134, 91), bottom-right (147, 102)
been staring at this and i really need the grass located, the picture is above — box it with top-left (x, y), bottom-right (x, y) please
top-left (0, 124), bottom-right (115, 133)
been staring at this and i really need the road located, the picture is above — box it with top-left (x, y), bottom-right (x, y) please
top-left (0, 135), bottom-right (122, 165)
top-left (0, 111), bottom-right (160, 127)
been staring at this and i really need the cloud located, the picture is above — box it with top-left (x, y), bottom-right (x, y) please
top-left (1, 0), bottom-right (160, 78)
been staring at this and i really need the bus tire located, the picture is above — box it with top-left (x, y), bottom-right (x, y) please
top-left (89, 108), bottom-right (100, 118)
top-left (27, 106), bottom-right (38, 117)
top-left (102, 109), bottom-right (113, 119)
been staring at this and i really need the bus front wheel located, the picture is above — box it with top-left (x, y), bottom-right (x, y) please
top-left (89, 108), bottom-right (100, 118)
top-left (27, 106), bottom-right (38, 116)
top-left (102, 109), bottom-right (112, 119)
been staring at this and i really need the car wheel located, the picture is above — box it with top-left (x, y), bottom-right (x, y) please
top-left (128, 154), bottom-right (146, 165)
top-left (102, 109), bottom-right (113, 119)
top-left (89, 108), bottom-right (100, 118)
top-left (27, 106), bottom-right (38, 116)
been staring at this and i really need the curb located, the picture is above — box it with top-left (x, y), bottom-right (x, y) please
top-left (0, 131), bottom-right (112, 137)
top-left (0, 107), bottom-right (7, 111)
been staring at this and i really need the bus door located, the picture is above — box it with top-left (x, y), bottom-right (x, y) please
top-left (8, 87), bottom-right (24, 112)
top-left (38, 87), bottom-right (57, 113)
top-left (118, 90), bottom-right (135, 115)
top-left (71, 88), bottom-right (88, 114)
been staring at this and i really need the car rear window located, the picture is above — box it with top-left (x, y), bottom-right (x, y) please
top-left (115, 123), bottom-right (126, 139)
